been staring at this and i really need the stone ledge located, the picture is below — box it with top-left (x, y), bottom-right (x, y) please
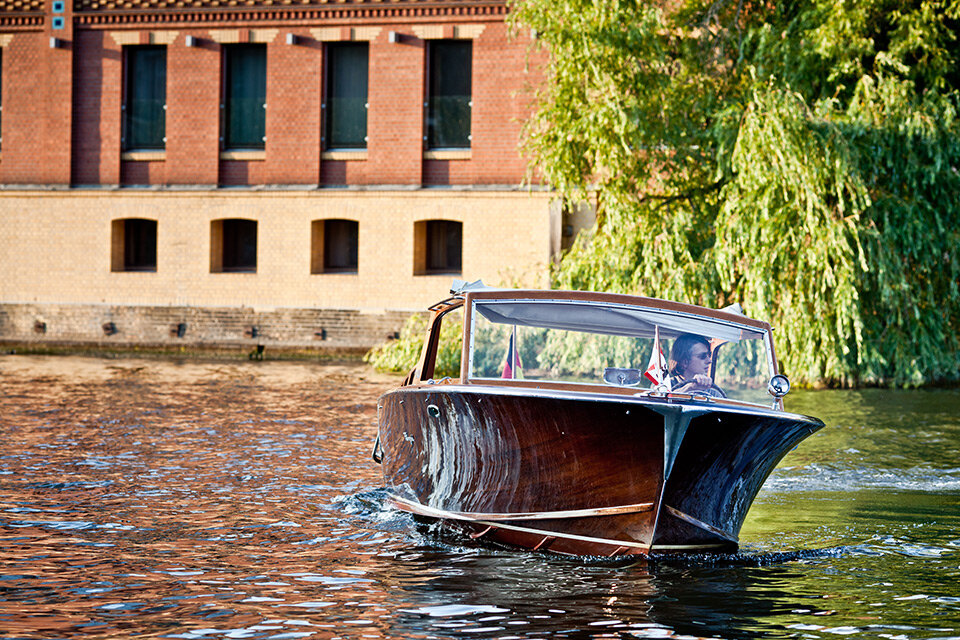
top-left (0, 302), bottom-right (411, 352)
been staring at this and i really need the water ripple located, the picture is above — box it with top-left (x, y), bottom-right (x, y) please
top-left (1, 357), bottom-right (958, 640)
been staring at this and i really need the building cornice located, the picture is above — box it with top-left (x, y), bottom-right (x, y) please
top-left (0, 14), bottom-right (43, 27)
top-left (0, 0), bottom-right (505, 29)
top-left (72, 3), bottom-right (504, 26)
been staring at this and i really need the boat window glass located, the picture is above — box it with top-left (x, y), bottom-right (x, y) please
top-left (431, 306), bottom-right (463, 379)
top-left (469, 299), bottom-right (772, 406)
top-left (474, 300), bottom-right (764, 342)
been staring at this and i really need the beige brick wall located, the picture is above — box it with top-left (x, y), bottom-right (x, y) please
top-left (0, 188), bottom-right (557, 314)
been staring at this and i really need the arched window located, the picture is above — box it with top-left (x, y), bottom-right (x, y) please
top-left (414, 219), bottom-right (462, 275)
top-left (311, 219), bottom-right (359, 274)
top-left (111, 218), bottom-right (157, 272)
top-left (211, 218), bottom-right (257, 273)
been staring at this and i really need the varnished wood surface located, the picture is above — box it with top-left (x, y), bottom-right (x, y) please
top-left (378, 385), bottom-right (823, 556)
top-left (652, 409), bottom-right (823, 547)
top-left (379, 387), bottom-right (666, 549)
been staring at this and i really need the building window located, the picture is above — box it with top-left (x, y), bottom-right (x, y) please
top-left (324, 43), bottom-right (368, 150)
top-left (211, 218), bottom-right (257, 272)
top-left (111, 218), bottom-right (158, 272)
top-left (223, 44), bottom-right (266, 150)
top-left (426, 40), bottom-right (472, 149)
top-left (311, 219), bottom-right (359, 273)
top-left (123, 46), bottom-right (166, 151)
top-left (414, 220), bottom-right (462, 274)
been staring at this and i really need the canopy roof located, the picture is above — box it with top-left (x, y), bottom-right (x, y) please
top-left (473, 299), bottom-right (766, 342)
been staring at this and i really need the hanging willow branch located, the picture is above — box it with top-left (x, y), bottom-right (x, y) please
top-left (507, 0), bottom-right (960, 387)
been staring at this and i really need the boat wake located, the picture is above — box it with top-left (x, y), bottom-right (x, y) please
top-left (646, 545), bottom-right (853, 567)
top-left (765, 463), bottom-right (960, 492)
top-left (337, 490), bottom-right (875, 567)
top-left (333, 487), bottom-right (410, 527)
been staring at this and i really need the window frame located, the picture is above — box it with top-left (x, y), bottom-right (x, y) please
top-left (323, 42), bottom-right (369, 151)
top-left (211, 218), bottom-right (258, 273)
top-left (414, 219), bottom-right (462, 275)
top-left (311, 218), bottom-right (359, 274)
top-left (122, 45), bottom-right (167, 152)
top-left (425, 39), bottom-right (473, 150)
top-left (111, 218), bottom-right (158, 272)
top-left (222, 44), bottom-right (267, 151)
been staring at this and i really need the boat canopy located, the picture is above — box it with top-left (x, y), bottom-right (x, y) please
top-left (474, 299), bottom-right (765, 342)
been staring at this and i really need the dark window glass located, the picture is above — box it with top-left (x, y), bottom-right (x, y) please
top-left (222, 219), bottom-right (257, 271)
top-left (123, 219), bottom-right (157, 271)
top-left (426, 220), bottom-right (462, 272)
top-left (325, 43), bottom-right (368, 150)
top-left (427, 41), bottom-right (472, 149)
top-left (324, 219), bottom-right (359, 272)
top-left (224, 45), bottom-right (266, 150)
top-left (124, 46), bottom-right (166, 151)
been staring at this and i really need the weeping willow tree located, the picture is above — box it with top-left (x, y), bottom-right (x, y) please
top-left (509, 0), bottom-right (960, 387)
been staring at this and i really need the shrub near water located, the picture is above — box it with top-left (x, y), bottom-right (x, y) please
top-left (364, 313), bottom-right (463, 379)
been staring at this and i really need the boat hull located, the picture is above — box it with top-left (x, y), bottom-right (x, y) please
top-left (378, 385), bottom-right (822, 556)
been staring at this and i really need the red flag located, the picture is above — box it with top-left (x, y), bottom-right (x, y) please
top-left (501, 329), bottom-right (523, 379)
top-left (644, 325), bottom-right (667, 386)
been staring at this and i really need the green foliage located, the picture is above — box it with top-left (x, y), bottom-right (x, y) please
top-left (363, 313), bottom-right (426, 375)
top-left (363, 312), bottom-right (463, 379)
top-left (507, 0), bottom-right (960, 387)
top-left (537, 331), bottom-right (651, 378)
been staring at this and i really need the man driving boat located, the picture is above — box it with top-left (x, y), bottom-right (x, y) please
top-left (668, 333), bottom-right (726, 398)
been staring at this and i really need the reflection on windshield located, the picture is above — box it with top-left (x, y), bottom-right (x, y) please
top-left (468, 301), bottom-right (772, 406)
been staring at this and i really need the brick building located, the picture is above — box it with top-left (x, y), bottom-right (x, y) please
top-left (0, 0), bottom-right (589, 352)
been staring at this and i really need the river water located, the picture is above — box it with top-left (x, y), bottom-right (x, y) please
top-left (0, 355), bottom-right (957, 639)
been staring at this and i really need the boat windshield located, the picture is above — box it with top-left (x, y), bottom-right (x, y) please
top-left (467, 299), bottom-right (774, 406)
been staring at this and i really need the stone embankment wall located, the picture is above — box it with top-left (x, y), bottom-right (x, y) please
top-left (0, 303), bottom-right (411, 354)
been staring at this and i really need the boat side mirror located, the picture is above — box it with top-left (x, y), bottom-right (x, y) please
top-left (603, 367), bottom-right (641, 387)
top-left (767, 374), bottom-right (790, 399)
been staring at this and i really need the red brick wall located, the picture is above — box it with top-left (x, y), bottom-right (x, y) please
top-left (365, 31), bottom-right (424, 186)
top-left (43, 0), bottom-right (74, 185)
top-left (166, 32), bottom-right (220, 185)
top-left (471, 22), bottom-right (541, 184)
top-left (72, 29), bottom-right (121, 185)
top-left (1, 30), bottom-right (73, 184)
top-left (264, 33), bottom-right (321, 184)
top-left (320, 159), bottom-right (371, 185)
top-left (0, 9), bottom-right (545, 188)
top-left (219, 159), bottom-right (266, 186)
top-left (121, 159), bottom-right (165, 185)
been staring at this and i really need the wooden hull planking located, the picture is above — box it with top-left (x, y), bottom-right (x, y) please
top-left (378, 385), bottom-right (822, 556)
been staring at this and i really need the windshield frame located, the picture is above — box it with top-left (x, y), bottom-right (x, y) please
top-left (460, 290), bottom-right (780, 406)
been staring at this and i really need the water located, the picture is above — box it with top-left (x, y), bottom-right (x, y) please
top-left (0, 355), bottom-right (958, 639)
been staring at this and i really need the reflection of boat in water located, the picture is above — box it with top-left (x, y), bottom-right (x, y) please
top-left (374, 281), bottom-right (824, 556)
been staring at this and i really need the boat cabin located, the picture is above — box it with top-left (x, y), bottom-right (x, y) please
top-left (407, 282), bottom-right (789, 410)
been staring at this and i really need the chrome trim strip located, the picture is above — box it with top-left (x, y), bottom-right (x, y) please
top-left (664, 505), bottom-right (738, 543)
top-left (391, 496), bottom-right (654, 522)
top-left (398, 383), bottom-right (814, 423)
top-left (392, 497), bottom-right (733, 553)
top-left (390, 496), bottom-right (651, 551)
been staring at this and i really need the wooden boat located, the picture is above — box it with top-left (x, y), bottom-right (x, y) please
top-left (374, 281), bottom-right (824, 557)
